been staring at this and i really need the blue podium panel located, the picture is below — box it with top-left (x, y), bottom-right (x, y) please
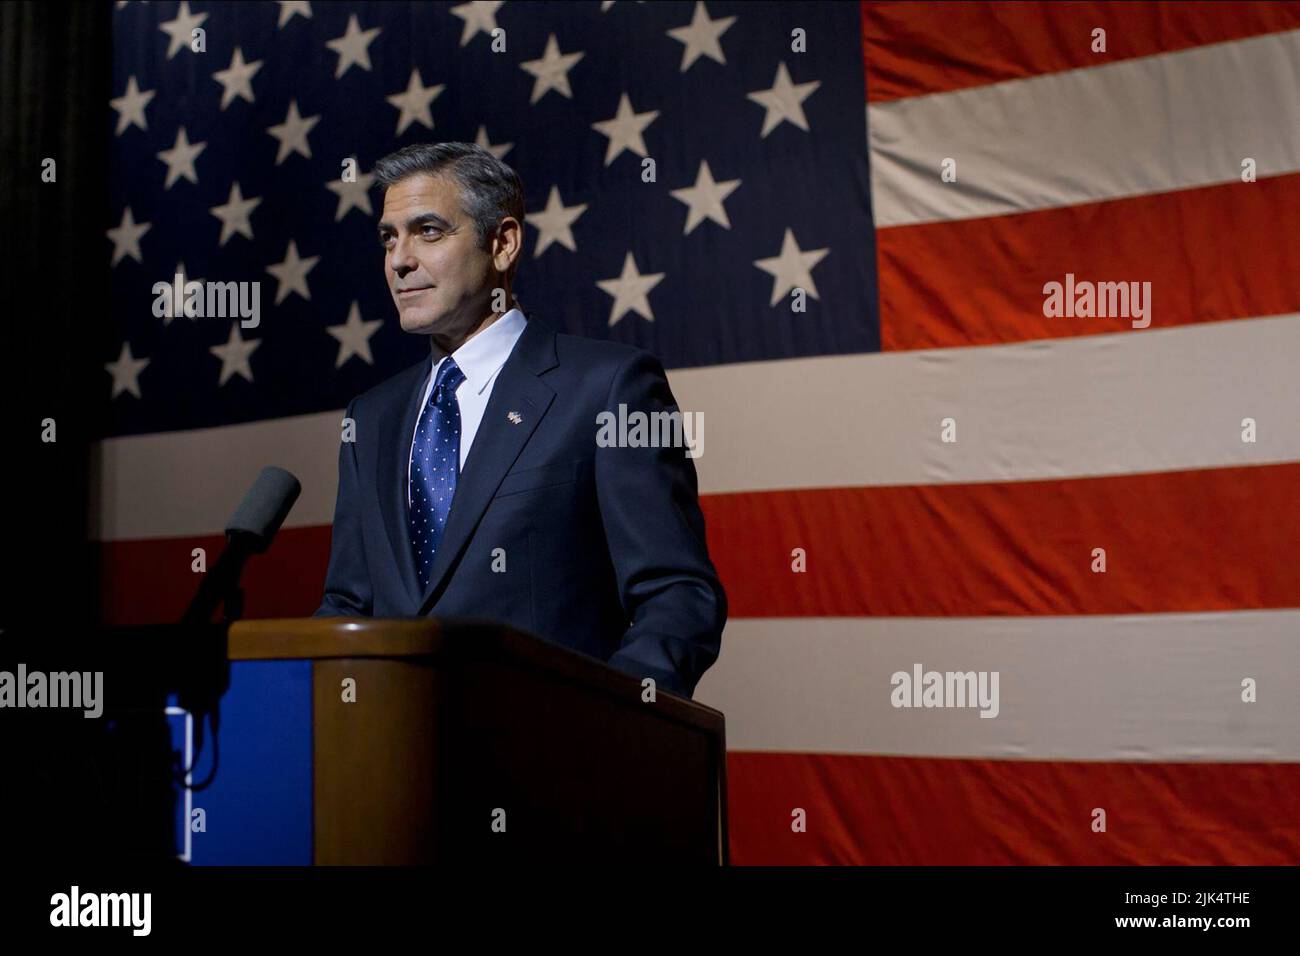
top-left (168, 660), bottom-right (313, 865)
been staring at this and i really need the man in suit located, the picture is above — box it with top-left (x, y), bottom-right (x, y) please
top-left (316, 142), bottom-right (726, 699)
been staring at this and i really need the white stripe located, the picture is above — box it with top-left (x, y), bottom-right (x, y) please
top-left (695, 611), bottom-right (1300, 760)
top-left (869, 29), bottom-right (1300, 227)
top-left (673, 312), bottom-right (1300, 495)
top-left (92, 313), bottom-right (1300, 539)
top-left (92, 408), bottom-right (345, 541)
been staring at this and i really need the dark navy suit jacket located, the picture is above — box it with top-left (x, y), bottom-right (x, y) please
top-left (315, 316), bottom-right (726, 698)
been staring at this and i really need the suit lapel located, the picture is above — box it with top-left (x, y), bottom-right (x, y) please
top-left (378, 355), bottom-right (432, 609)
top-left (417, 318), bottom-right (558, 616)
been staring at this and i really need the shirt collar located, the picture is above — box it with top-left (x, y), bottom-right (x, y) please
top-left (437, 308), bottom-right (527, 396)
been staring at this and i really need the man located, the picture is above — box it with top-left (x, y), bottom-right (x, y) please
top-left (315, 142), bottom-right (726, 699)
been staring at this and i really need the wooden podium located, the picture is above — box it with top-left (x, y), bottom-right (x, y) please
top-left (227, 617), bottom-right (728, 865)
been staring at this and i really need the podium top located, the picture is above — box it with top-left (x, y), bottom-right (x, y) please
top-left (230, 616), bottom-right (458, 661)
top-left (228, 617), bottom-right (724, 733)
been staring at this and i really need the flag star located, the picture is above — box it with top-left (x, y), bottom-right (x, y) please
top-left (754, 228), bottom-right (829, 306)
top-left (212, 47), bottom-right (263, 110)
top-left (591, 93), bottom-right (658, 166)
top-left (209, 324), bottom-right (260, 386)
top-left (156, 125), bottom-right (205, 189)
top-left (326, 166), bottom-right (375, 222)
top-left (210, 181), bottom-right (262, 245)
top-left (450, 1), bottom-right (503, 46)
top-left (528, 186), bottom-right (587, 257)
top-left (670, 160), bottom-right (741, 234)
top-left (160, 262), bottom-right (203, 324)
top-left (667, 1), bottom-right (735, 72)
top-left (105, 342), bottom-right (149, 399)
top-left (106, 207), bottom-right (150, 266)
top-left (326, 14), bottom-right (381, 78)
top-left (158, 1), bottom-right (208, 60)
top-left (110, 76), bottom-right (155, 135)
top-left (597, 252), bottom-right (664, 326)
top-left (520, 34), bottom-right (584, 104)
top-left (267, 99), bottom-right (320, 165)
top-left (475, 125), bottom-right (513, 160)
top-left (326, 302), bottom-right (384, 367)
top-left (747, 62), bottom-right (821, 137)
top-left (266, 240), bottom-right (320, 304)
top-left (386, 69), bottom-right (444, 135)
top-left (276, 0), bottom-right (312, 27)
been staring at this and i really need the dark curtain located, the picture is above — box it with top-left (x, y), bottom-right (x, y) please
top-left (0, 0), bottom-right (111, 630)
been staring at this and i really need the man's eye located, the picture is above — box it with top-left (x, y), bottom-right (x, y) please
top-left (421, 225), bottom-right (442, 238)
top-left (379, 234), bottom-right (393, 248)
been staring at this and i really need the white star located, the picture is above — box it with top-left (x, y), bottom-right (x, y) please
top-left (326, 14), bottom-right (381, 78)
top-left (105, 342), bottom-right (149, 399)
top-left (212, 47), bottom-right (263, 110)
top-left (156, 126), bottom-right (205, 189)
top-left (276, 0), bottom-right (312, 28)
top-left (386, 69), bottom-right (444, 135)
top-left (753, 228), bottom-right (829, 306)
top-left (667, 2), bottom-right (735, 72)
top-left (450, 1), bottom-right (503, 46)
top-left (747, 62), bottom-right (821, 138)
top-left (158, 1), bottom-right (208, 60)
top-left (520, 34), bottom-right (584, 104)
top-left (326, 302), bottom-right (384, 367)
top-left (106, 207), bottom-right (150, 266)
top-left (528, 186), bottom-right (587, 257)
top-left (110, 76), bottom-right (155, 135)
top-left (597, 252), bottom-right (664, 326)
top-left (267, 99), bottom-right (320, 165)
top-left (209, 324), bottom-right (260, 386)
top-left (475, 125), bottom-right (513, 159)
top-left (266, 240), bottom-right (320, 305)
top-left (670, 160), bottom-right (740, 234)
top-left (326, 166), bottom-right (375, 222)
top-left (591, 93), bottom-right (658, 166)
top-left (210, 181), bottom-right (261, 245)
top-left (159, 262), bottom-right (203, 325)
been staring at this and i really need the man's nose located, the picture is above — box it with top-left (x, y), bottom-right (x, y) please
top-left (389, 241), bottom-right (418, 277)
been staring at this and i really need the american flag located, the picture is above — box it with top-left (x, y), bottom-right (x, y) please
top-left (103, 1), bottom-right (1300, 864)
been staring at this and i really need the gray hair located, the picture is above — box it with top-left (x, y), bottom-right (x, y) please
top-left (373, 141), bottom-right (526, 251)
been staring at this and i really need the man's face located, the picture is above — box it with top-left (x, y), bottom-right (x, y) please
top-left (379, 173), bottom-right (495, 340)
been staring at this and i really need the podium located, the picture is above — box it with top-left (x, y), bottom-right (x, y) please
top-left (226, 617), bottom-right (728, 865)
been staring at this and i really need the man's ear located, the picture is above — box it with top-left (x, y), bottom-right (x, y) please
top-left (493, 217), bottom-right (523, 276)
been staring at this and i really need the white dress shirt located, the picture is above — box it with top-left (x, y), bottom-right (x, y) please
top-left (407, 308), bottom-right (528, 508)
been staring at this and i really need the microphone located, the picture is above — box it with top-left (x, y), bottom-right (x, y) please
top-left (181, 466), bottom-right (301, 625)
top-left (175, 467), bottom-right (300, 792)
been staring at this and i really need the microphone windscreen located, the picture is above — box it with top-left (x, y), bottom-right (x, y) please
top-left (225, 466), bottom-right (301, 546)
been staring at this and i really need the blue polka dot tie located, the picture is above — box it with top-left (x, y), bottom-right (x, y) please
top-left (409, 357), bottom-right (465, 591)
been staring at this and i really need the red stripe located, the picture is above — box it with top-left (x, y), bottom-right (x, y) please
top-left (876, 173), bottom-right (1300, 351)
top-left (862, 0), bottom-right (1300, 103)
top-left (701, 463), bottom-right (1300, 618)
top-left (728, 751), bottom-right (1300, 864)
top-left (98, 526), bottom-right (330, 625)
top-left (100, 462), bottom-right (1300, 624)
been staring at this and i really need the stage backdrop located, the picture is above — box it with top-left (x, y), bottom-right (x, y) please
top-left (99, 1), bottom-right (1300, 864)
